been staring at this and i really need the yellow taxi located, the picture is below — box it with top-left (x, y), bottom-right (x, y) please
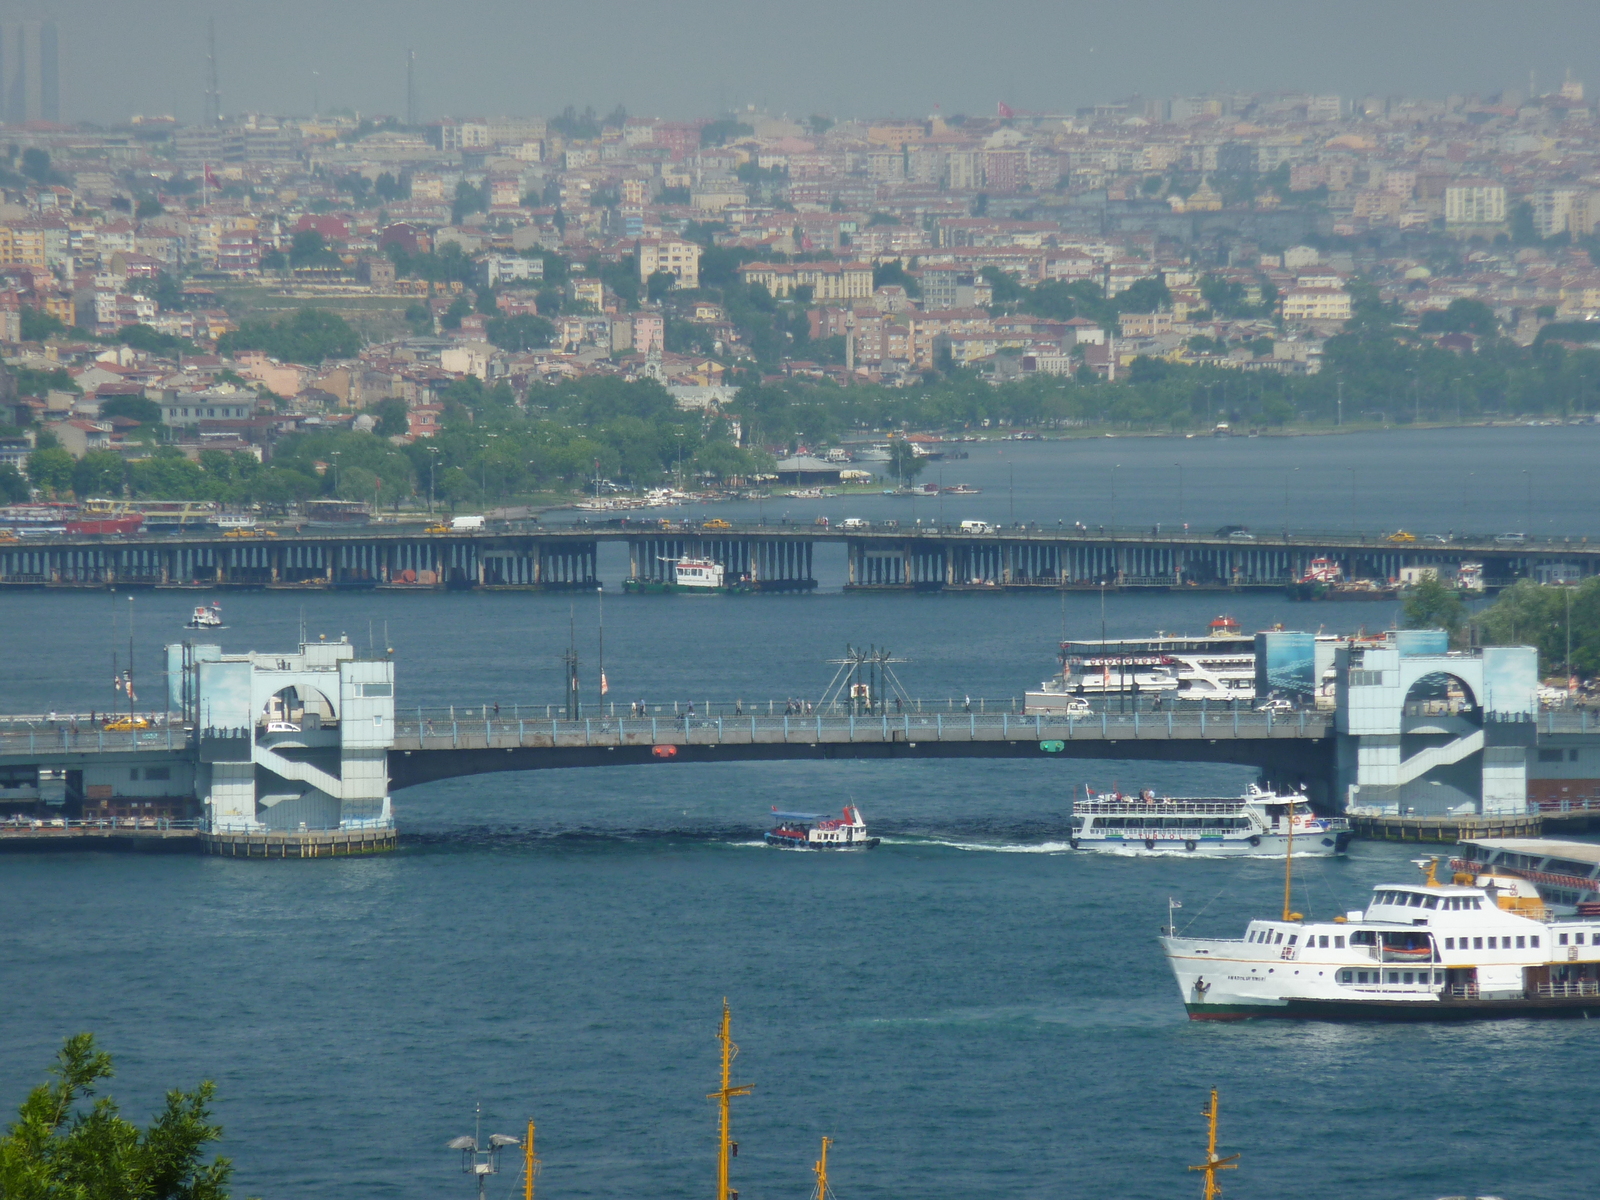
top-left (1386, 530), bottom-right (1417, 543)
top-left (702, 518), bottom-right (732, 530)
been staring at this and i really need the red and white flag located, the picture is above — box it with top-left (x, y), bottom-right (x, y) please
top-left (997, 101), bottom-right (1015, 119)
top-left (600, 672), bottom-right (609, 695)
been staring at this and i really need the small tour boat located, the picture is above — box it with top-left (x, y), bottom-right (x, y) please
top-left (765, 805), bottom-right (879, 850)
top-left (186, 602), bottom-right (223, 629)
top-left (1070, 784), bottom-right (1350, 857)
top-left (623, 555), bottom-right (751, 594)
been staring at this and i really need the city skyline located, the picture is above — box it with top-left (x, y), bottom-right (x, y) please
top-left (30, 0), bottom-right (1600, 126)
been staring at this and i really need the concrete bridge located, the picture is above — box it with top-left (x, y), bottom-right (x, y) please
top-left (2, 520), bottom-right (1595, 591)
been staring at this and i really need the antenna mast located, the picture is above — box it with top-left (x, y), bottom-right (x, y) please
top-left (205, 18), bottom-right (221, 126)
top-left (1188, 1089), bottom-right (1239, 1200)
top-left (406, 49), bottom-right (417, 126)
top-left (522, 1120), bottom-right (540, 1200)
top-left (708, 999), bottom-right (753, 1200)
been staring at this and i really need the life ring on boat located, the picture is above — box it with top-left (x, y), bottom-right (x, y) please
top-left (1144, 838), bottom-right (1157, 850)
top-left (1185, 839), bottom-right (1197, 852)
top-left (1248, 835), bottom-right (1262, 847)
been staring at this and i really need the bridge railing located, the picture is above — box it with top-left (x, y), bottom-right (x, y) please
top-left (391, 707), bottom-right (1332, 750)
top-left (0, 723), bottom-right (187, 756)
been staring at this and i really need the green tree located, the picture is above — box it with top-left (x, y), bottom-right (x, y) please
top-left (0, 462), bottom-right (29, 501)
top-left (873, 260), bottom-right (923, 298)
top-left (216, 308), bottom-right (360, 364)
top-left (100, 395), bottom-right (163, 426)
top-left (0, 1033), bottom-right (232, 1200)
top-left (289, 229), bottom-right (338, 267)
top-left (887, 440), bottom-right (926, 485)
top-left (1402, 575), bottom-right (1467, 644)
top-left (1419, 298), bottom-right (1497, 337)
top-left (485, 313), bottom-right (555, 351)
top-left (72, 451), bottom-right (127, 499)
top-left (440, 297), bottom-right (472, 331)
top-left (26, 447), bottom-right (74, 494)
top-left (20, 306), bottom-right (66, 342)
top-left (646, 270), bottom-right (676, 302)
top-left (368, 397), bottom-right (410, 437)
top-left (118, 323), bottom-right (192, 356)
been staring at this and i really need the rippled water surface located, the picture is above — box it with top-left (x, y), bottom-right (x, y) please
top-left (2, 428), bottom-right (1596, 1200)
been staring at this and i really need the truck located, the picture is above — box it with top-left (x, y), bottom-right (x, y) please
top-left (959, 520), bottom-right (994, 534)
top-left (450, 515), bottom-right (486, 532)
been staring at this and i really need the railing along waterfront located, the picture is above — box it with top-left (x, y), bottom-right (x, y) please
top-left (391, 707), bottom-right (1333, 751)
top-left (0, 721), bottom-right (185, 755)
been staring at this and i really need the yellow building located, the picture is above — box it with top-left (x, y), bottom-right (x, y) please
top-left (1281, 287), bottom-right (1351, 323)
top-left (735, 261), bottom-right (873, 300)
top-left (637, 238), bottom-right (701, 290)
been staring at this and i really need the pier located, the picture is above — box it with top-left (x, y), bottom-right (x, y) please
top-left (1, 521), bottom-right (1595, 591)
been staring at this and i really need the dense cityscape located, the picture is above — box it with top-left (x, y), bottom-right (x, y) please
top-left (7, 8), bottom-right (1600, 1200)
top-left (0, 12), bottom-right (1598, 508)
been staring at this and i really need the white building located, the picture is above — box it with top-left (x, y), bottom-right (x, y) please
top-left (1444, 183), bottom-right (1507, 226)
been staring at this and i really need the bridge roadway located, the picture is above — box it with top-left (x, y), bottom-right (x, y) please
top-left (2, 520), bottom-right (1595, 591)
top-left (383, 708), bottom-right (1337, 799)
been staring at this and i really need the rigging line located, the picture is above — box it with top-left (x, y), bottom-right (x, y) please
top-left (1177, 856), bottom-right (1256, 936)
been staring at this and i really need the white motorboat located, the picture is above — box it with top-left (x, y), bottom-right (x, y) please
top-left (765, 805), bottom-right (879, 850)
top-left (186, 602), bottom-right (223, 629)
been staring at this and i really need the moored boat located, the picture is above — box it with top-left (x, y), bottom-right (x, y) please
top-left (765, 805), bottom-right (879, 850)
top-left (1161, 860), bottom-right (1600, 1021)
top-left (624, 555), bottom-right (751, 594)
top-left (1070, 784), bottom-right (1349, 857)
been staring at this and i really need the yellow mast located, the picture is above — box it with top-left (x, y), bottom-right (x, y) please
top-left (1188, 1088), bottom-right (1239, 1200)
top-left (522, 1120), bottom-right (539, 1200)
top-left (1281, 794), bottom-right (1296, 922)
top-left (708, 999), bottom-right (754, 1200)
top-left (812, 1136), bottom-right (834, 1200)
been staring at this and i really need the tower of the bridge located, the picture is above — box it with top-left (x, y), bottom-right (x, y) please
top-left (170, 637), bottom-right (396, 853)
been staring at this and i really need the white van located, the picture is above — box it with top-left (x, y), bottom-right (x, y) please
top-left (451, 515), bottom-right (486, 531)
top-left (959, 520), bottom-right (995, 534)
top-left (839, 517), bottom-right (869, 530)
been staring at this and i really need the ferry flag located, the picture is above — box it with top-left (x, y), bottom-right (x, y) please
top-left (600, 672), bottom-right (608, 695)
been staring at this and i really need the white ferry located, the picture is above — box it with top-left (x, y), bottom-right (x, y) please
top-left (765, 805), bottom-right (879, 850)
top-left (1451, 838), bottom-right (1600, 915)
top-left (1070, 785), bottom-right (1349, 857)
top-left (1161, 861), bottom-right (1600, 1020)
top-left (1025, 618), bottom-right (1256, 712)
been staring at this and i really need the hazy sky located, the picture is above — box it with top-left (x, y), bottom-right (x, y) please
top-left (46, 0), bottom-right (1600, 125)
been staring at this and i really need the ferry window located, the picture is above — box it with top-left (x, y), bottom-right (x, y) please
top-left (1318, 935), bottom-right (1329, 948)
top-left (129, 768), bottom-right (139, 780)
top-left (1578, 933), bottom-right (1587, 945)
top-left (1386, 971), bottom-right (1399, 983)
top-left (1274, 931), bottom-right (1283, 944)
top-left (1487, 937), bottom-right (1497, 949)
top-left (146, 767), bottom-right (170, 781)
top-left (1445, 938), bottom-right (1455, 949)
top-left (1402, 972), bottom-right (1414, 984)
top-left (1560, 933), bottom-right (1570, 946)
top-left (1472, 899), bottom-right (1482, 910)
top-left (1287, 934), bottom-right (1297, 946)
top-left (1473, 937), bottom-right (1484, 949)
top-left (1334, 936), bottom-right (1345, 949)
top-left (1424, 896), bottom-right (1438, 909)
top-left (1409, 894), bottom-right (1424, 907)
top-left (1530, 936), bottom-right (1539, 948)
top-left (1339, 970), bottom-right (1352, 983)
top-left (1516, 936), bottom-right (1526, 949)
top-left (1356, 971), bottom-right (1369, 983)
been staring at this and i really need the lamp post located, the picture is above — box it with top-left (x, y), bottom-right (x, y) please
top-left (1349, 467), bottom-right (1357, 536)
top-left (1175, 462), bottom-right (1183, 529)
top-left (428, 446), bottom-right (440, 514)
top-left (330, 451), bottom-right (341, 496)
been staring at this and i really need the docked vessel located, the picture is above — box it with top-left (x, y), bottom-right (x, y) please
top-left (624, 555), bottom-right (750, 594)
top-left (1451, 837), bottom-right (1600, 915)
top-left (765, 805), bottom-right (879, 850)
top-left (186, 602), bottom-right (223, 629)
top-left (1070, 785), bottom-right (1349, 857)
top-left (1161, 859), bottom-right (1600, 1020)
top-left (1025, 619), bottom-right (1256, 711)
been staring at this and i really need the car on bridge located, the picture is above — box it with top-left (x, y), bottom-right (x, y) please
top-left (702, 519), bottom-right (732, 529)
top-left (1387, 530), bottom-right (1416, 543)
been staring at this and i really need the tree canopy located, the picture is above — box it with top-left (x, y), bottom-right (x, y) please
top-left (216, 308), bottom-right (360, 365)
top-left (0, 1033), bottom-right (232, 1200)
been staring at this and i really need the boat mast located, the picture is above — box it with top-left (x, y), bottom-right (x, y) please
top-left (522, 1119), bottom-right (539, 1200)
top-left (1187, 1088), bottom-right (1239, 1200)
top-left (1282, 794), bottom-right (1295, 921)
top-left (812, 1136), bottom-right (833, 1200)
top-left (709, 999), bottom-right (753, 1200)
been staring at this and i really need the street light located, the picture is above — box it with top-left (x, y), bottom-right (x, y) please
top-left (1175, 462), bottom-right (1183, 528)
top-left (428, 446), bottom-right (441, 514)
top-left (448, 1108), bottom-right (524, 1200)
top-left (330, 450), bottom-right (341, 496)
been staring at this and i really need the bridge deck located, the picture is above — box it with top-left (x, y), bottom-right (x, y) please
top-left (391, 709), bottom-right (1334, 751)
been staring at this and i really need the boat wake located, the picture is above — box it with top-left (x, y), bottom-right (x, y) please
top-left (879, 836), bottom-right (1076, 854)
